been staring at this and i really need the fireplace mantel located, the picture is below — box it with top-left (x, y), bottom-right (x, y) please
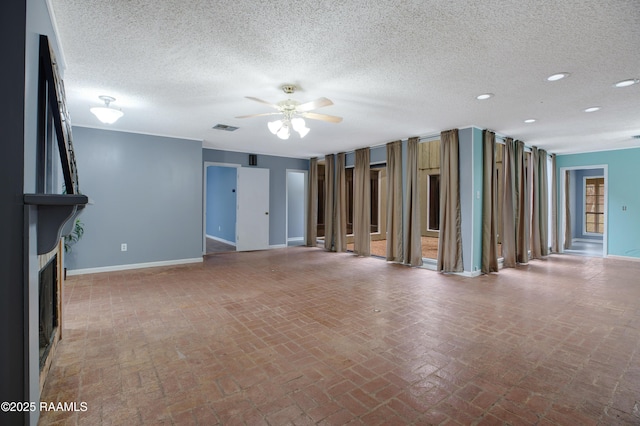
top-left (24, 193), bottom-right (88, 255)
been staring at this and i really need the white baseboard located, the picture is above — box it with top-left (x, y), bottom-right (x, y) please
top-left (287, 237), bottom-right (304, 242)
top-left (574, 238), bottom-right (603, 243)
top-left (606, 254), bottom-right (640, 263)
top-left (206, 234), bottom-right (236, 246)
top-left (270, 244), bottom-right (286, 249)
top-left (67, 257), bottom-right (203, 276)
top-left (457, 270), bottom-right (483, 277)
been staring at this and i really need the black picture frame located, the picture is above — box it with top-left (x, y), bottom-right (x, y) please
top-left (39, 34), bottom-right (79, 195)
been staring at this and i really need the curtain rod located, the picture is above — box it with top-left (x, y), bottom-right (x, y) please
top-left (345, 130), bottom-right (545, 156)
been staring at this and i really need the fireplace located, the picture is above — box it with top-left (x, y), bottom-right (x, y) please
top-left (39, 254), bottom-right (58, 368)
top-left (37, 242), bottom-right (63, 392)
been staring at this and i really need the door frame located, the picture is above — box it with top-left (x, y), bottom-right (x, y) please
top-left (285, 169), bottom-right (308, 246)
top-left (202, 162), bottom-right (240, 255)
top-left (559, 165), bottom-right (608, 257)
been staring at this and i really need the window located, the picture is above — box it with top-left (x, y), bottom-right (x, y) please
top-left (585, 177), bottom-right (604, 234)
top-left (370, 169), bottom-right (380, 233)
top-left (427, 174), bottom-right (440, 231)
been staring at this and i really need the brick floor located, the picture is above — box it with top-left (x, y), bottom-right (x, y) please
top-left (39, 248), bottom-right (640, 425)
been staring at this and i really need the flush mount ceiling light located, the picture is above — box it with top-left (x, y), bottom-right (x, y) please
top-left (547, 72), bottom-right (570, 81)
top-left (476, 93), bottom-right (494, 100)
top-left (584, 106), bottom-right (601, 113)
top-left (614, 78), bottom-right (639, 88)
top-left (524, 118), bottom-right (537, 123)
top-left (90, 95), bottom-right (124, 124)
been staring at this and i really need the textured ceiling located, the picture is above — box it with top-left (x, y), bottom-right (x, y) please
top-left (50, 0), bottom-right (640, 158)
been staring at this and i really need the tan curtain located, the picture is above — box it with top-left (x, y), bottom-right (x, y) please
top-left (481, 130), bottom-right (498, 273)
top-left (515, 141), bottom-right (529, 264)
top-left (501, 138), bottom-right (517, 268)
top-left (353, 148), bottom-right (370, 256)
top-left (437, 130), bottom-right (462, 272)
top-left (334, 153), bottom-right (347, 252)
top-left (324, 154), bottom-right (335, 251)
top-left (539, 149), bottom-right (549, 256)
top-left (564, 170), bottom-right (572, 249)
top-left (403, 137), bottom-right (423, 266)
top-left (531, 147), bottom-right (542, 258)
top-left (306, 157), bottom-right (318, 246)
top-left (386, 141), bottom-right (403, 262)
top-left (551, 154), bottom-right (559, 252)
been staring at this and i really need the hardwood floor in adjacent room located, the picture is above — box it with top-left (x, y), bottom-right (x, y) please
top-left (40, 247), bottom-right (640, 425)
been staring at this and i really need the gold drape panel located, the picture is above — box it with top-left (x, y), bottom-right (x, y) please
top-left (501, 138), bottom-right (517, 267)
top-left (531, 148), bottom-right (549, 258)
top-left (551, 154), bottom-right (559, 252)
top-left (386, 141), bottom-right (403, 262)
top-left (531, 147), bottom-right (542, 258)
top-left (515, 140), bottom-right (529, 264)
top-left (564, 170), bottom-right (572, 249)
top-left (354, 148), bottom-right (370, 256)
top-left (437, 130), bottom-right (462, 272)
top-left (539, 149), bottom-right (549, 256)
top-left (334, 153), bottom-right (347, 252)
top-left (305, 157), bottom-right (318, 247)
top-left (481, 130), bottom-right (498, 273)
top-left (403, 137), bottom-right (422, 266)
top-left (324, 154), bottom-right (335, 251)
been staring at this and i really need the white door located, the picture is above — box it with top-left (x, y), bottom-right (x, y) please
top-left (236, 167), bottom-right (270, 251)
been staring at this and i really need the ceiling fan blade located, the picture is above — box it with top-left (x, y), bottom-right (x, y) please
top-left (300, 112), bottom-right (343, 123)
top-left (235, 112), bottom-right (282, 119)
top-left (245, 96), bottom-right (280, 110)
top-left (296, 97), bottom-right (333, 112)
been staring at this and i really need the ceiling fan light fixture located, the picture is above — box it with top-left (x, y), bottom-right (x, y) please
top-left (297, 126), bottom-right (310, 138)
top-left (267, 119), bottom-right (283, 134)
top-left (90, 95), bottom-right (123, 124)
top-left (291, 117), bottom-right (306, 132)
top-left (276, 124), bottom-right (290, 140)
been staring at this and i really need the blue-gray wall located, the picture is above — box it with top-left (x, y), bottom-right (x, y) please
top-left (558, 150), bottom-right (640, 258)
top-left (66, 127), bottom-right (203, 271)
top-left (206, 166), bottom-right (237, 243)
top-left (203, 149), bottom-right (309, 246)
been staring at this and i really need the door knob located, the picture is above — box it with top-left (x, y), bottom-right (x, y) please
top-left (265, 212), bottom-right (269, 215)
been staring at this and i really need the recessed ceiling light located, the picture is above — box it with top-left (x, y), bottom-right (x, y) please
top-left (584, 107), bottom-right (601, 113)
top-left (524, 119), bottom-right (536, 123)
top-left (614, 79), bottom-right (639, 88)
top-left (476, 93), bottom-right (493, 100)
top-left (547, 72), bottom-right (570, 81)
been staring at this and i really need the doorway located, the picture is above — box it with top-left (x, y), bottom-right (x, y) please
top-left (204, 163), bottom-right (239, 254)
top-left (286, 170), bottom-right (307, 246)
top-left (560, 166), bottom-right (607, 257)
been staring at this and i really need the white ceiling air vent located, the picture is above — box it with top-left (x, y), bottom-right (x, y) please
top-left (632, 135), bottom-right (640, 139)
top-left (212, 124), bottom-right (239, 131)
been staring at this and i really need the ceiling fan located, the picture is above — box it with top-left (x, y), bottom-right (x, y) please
top-left (236, 85), bottom-right (342, 139)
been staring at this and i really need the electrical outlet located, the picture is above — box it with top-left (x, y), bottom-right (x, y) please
top-left (121, 243), bottom-right (127, 252)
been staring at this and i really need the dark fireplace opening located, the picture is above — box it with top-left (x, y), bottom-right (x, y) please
top-left (39, 255), bottom-right (58, 369)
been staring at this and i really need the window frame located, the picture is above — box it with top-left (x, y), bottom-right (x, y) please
top-left (583, 175), bottom-right (605, 236)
